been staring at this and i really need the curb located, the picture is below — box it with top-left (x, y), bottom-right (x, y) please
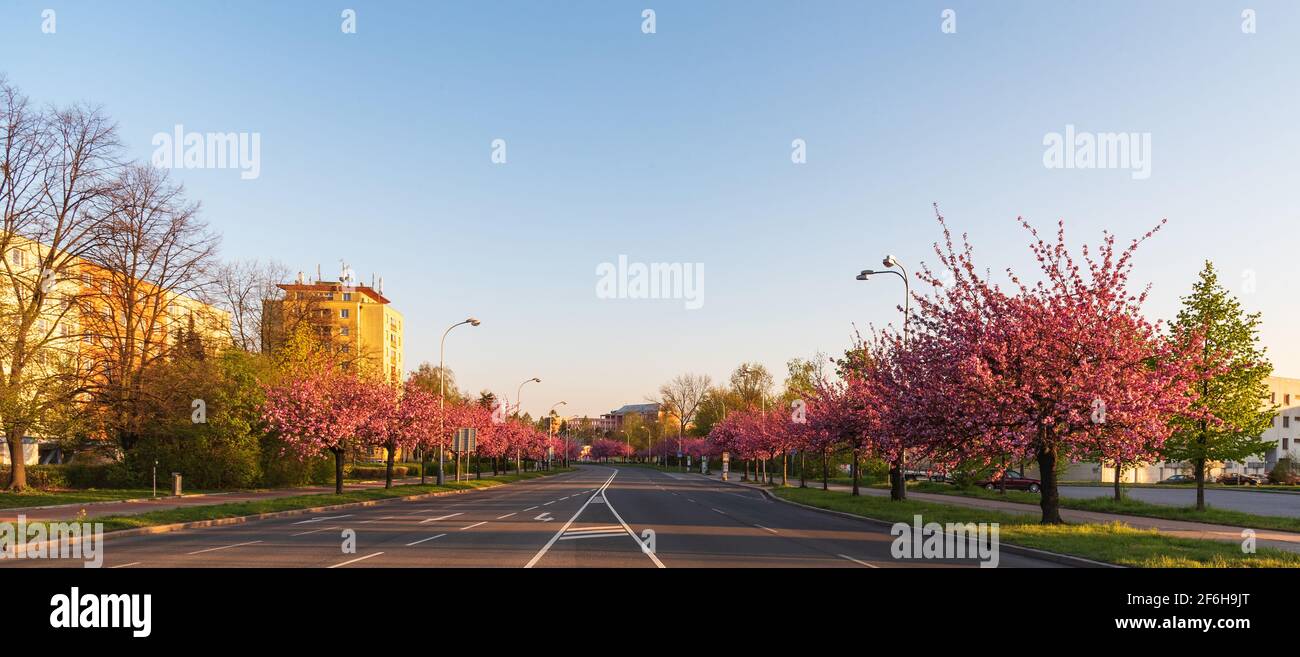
top-left (7, 470), bottom-right (577, 554)
top-left (710, 476), bottom-right (1122, 569)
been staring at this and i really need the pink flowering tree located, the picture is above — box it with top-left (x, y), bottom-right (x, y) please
top-left (390, 386), bottom-right (439, 487)
top-left (905, 210), bottom-right (1200, 523)
top-left (262, 372), bottom-right (377, 494)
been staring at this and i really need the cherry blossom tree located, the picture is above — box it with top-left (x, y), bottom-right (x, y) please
top-left (902, 209), bottom-right (1199, 523)
top-left (262, 371), bottom-right (377, 494)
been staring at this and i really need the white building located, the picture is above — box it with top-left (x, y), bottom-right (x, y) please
top-left (1054, 375), bottom-right (1297, 483)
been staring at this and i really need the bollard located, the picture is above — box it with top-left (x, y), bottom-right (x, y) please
top-left (171, 472), bottom-right (182, 496)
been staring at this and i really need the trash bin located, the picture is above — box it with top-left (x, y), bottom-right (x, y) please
top-left (171, 473), bottom-right (182, 496)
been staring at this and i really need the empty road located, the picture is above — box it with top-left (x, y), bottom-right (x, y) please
top-left (2, 465), bottom-right (1063, 568)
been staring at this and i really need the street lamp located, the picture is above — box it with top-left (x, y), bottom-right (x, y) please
top-left (437, 317), bottom-right (480, 485)
top-left (855, 254), bottom-right (909, 345)
top-left (550, 401), bottom-right (567, 468)
top-left (857, 254), bottom-right (910, 499)
top-left (514, 377), bottom-right (540, 473)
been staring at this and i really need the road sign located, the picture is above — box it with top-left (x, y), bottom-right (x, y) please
top-left (453, 428), bottom-right (477, 452)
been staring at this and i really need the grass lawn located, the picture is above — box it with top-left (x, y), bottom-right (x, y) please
top-left (28, 468), bottom-right (573, 533)
top-left (775, 486), bottom-right (1300, 568)
top-left (0, 489), bottom-right (164, 510)
top-left (906, 482), bottom-right (1300, 534)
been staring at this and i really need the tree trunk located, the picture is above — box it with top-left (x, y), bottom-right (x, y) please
top-left (890, 457), bottom-right (907, 501)
top-left (1194, 457), bottom-right (1206, 512)
top-left (419, 448), bottom-right (427, 485)
top-left (799, 451), bottom-right (806, 488)
top-left (822, 450), bottom-right (828, 490)
top-left (475, 453), bottom-right (481, 479)
top-left (333, 448), bottom-right (345, 495)
top-left (1035, 444), bottom-right (1063, 524)
top-left (1112, 462), bottom-right (1122, 502)
top-left (851, 447), bottom-right (860, 497)
top-left (385, 446), bottom-right (395, 489)
top-left (4, 425), bottom-right (30, 491)
top-left (781, 453), bottom-right (788, 487)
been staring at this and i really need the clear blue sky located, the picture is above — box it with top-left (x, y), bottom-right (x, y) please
top-left (4, 1), bottom-right (1298, 418)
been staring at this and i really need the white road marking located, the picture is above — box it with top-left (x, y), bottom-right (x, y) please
top-left (186, 540), bottom-right (262, 556)
top-left (496, 512), bottom-right (517, 519)
top-left (711, 508), bottom-right (726, 514)
top-left (534, 512), bottom-right (554, 522)
top-left (460, 521), bottom-right (487, 531)
top-left (523, 506), bottom-right (538, 512)
top-left (525, 470), bottom-right (618, 568)
top-left (542, 500), bottom-right (555, 506)
top-left (290, 525), bottom-right (341, 537)
top-left (328, 552), bottom-right (384, 568)
top-left (292, 514), bottom-right (352, 525)
top-left (419, 512), bottom-right (464, 525)
top-left (755, 524), bottom-right (778, 534)
top-left (559, 532), bottom-right (626, 541)
top-left (602, 484), bottom-right (666, 569)
top-left (110, 562), bottom-right (140, 568)
top-left (406, 534), bottom-right (447, 546)
top-left (838, 554), bottom-right (880, 568)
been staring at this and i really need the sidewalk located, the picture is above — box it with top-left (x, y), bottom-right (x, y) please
top-left (693, 470), bottom-right (1300, 555)
top-left (0, 470), bottom-right (525, 523)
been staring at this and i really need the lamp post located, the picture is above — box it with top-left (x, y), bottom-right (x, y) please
top-left (550, 401), bottom-right (566, 468)
top-left (514, 377), bottom-right (540, 473)
top-left (437, 317), bottom-right (480, 485)
top-left (857, 254), bottom-right (910, 500)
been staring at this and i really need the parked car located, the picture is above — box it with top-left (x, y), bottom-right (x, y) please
top-left (903, 469), bottom-right (950, 482)
top-left (1217, 473), bottom-right (1263, 486)
top-left (976, 470), bottom-right (1041, 493)
top-left (1158, 474), bottom-right (1196, 484)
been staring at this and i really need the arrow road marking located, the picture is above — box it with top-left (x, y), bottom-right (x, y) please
top-left (534, 512), bottom-right (554, 522)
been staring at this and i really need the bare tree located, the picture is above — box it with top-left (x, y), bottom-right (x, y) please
top-left (213, 258), bottom-right (290, 352)
top-left (657, 373), bottom-right (712, 449)
top-left (1, 78), bottom-right (121, 490)
top-left (84, 163), bottom-right (219, 452)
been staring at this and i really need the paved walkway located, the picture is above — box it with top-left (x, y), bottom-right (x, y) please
top-left (0, 470), bottom-right (530, 523)
top-left (692, 470), bottom-right (1300, 555)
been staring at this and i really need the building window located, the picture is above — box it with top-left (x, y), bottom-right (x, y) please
top-left (340, 309), bottom-right (349, 319)
top-left (1285, 438), bottom-right (1291, 450)
top-left (343, 293), bottom-right (352, 301)
top-left (339, 326), bottom-right (349, 336)
top-left (1285, 417), bottom-right (1291, 429)
top-left (1287, 394), bottom-right (1292, 405)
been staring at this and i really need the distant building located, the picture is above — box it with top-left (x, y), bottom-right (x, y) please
top-left (600, 403), bottom-right (663, 434)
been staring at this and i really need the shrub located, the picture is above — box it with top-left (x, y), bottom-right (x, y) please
top-left (0, 463), bottom-right (134, 490)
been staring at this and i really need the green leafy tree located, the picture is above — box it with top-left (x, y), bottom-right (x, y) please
top-left (1166, 262), bottom-right (1276, 510)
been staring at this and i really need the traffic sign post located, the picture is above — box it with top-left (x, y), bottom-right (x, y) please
top-left (453, 428), bottom-right (477, 481)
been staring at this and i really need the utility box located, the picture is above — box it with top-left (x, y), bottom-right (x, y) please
top-left (171, 473), bottom-right (182, 496)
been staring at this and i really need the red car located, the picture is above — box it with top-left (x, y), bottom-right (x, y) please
top-left (977, 470), bottom-right (1041, 493)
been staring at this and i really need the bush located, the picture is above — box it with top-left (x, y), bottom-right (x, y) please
top-left (0, 463), bottom-right (135, 490)
top-left (1269, 459), bottom-right (1298, 485)
top-left (347, 465), bottom-right (410, 480)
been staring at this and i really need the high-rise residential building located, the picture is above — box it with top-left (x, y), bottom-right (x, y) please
top-left (1, 233), bottom-right (230, 465)
top-left (261, 272), bottom-right (404, 383)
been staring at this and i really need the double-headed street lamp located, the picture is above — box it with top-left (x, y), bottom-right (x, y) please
top-left (856, 254), bottom-right (910, 344)
top-left (437, 317), bottom-right (480, 486)
top-left (857, 254), bottom-right (910, 500)
top-left (514, 377), bottom-right (540, 472)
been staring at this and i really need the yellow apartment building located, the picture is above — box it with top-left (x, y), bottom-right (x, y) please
top-left (2, 232), bottom-right (230, 465)
top-left (262, 274), bottom-right (404, 383)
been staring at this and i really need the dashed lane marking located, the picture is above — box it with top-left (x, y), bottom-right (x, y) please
top-left (460, 521), bottom-right (487, 530)
top-left (838, 554), bottom-right (880, 568)
top-left (419, 513), bottom-right (464, 525)
top-left (406, 534), bottom-right (446, 546)
top-left (186, 540), bottom-right (262, 556)
top-left (328, 552), bottom-right (384, 568)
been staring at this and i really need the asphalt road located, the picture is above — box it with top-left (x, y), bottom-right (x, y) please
top-left (2, 465), bottom-right (1063, 568)
top-left (1058, 485), bottom-right (1300, 518)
